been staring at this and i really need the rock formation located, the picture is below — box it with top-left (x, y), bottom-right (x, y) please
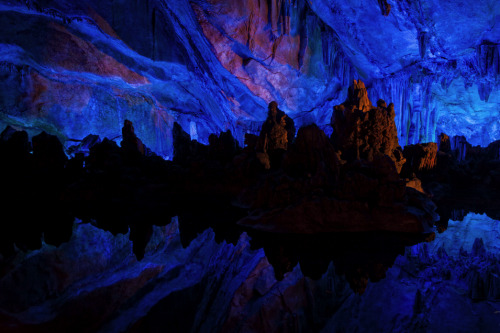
top-left (283, 124), bottom-right (339, 182)
top-left (32, 131), bottom-right (68, 170)
top-left (438, 133), bottom-right (451, 153)
top-left (237, 92), bottom-right (438, 233)
top-left (254, 101), bottom-right (295, 169)
top-left (121, 119), bottom-right (146, 155)
top-left (258, 102), bottom-right (295, 151)
top-left (331, 80), bottom-right (406, 173)
top-left (1, 215), bottom-right (498, 332)
top-left (401, 142), bottom-right (438, 176)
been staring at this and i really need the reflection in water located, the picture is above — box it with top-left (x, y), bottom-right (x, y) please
top-left (177, 210), bottom-right (435, 293)
top-left (246, 231), bottom-right (435, 293)
top-left (431, 212), bottom-right (500, 256)
top-left (176, 210), bottom-right (500, 294)
top-left (0, 212), bottom-right (499, 332)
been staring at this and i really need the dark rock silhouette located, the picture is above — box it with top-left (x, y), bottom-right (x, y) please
top-left (401, 142), bottom-right (438, 177)
top-left (121, 119), bottom-right (145, 155)
top-left (438, 132), bottom-right (451, 153)
top-left (32, 131), bottom-right (67, 170)
top-left (67, 134), bottom-right (101, 156)
top-left (172, 122), bottom-right (208, 166)
top-left (237, 91), bottom-right (438, 234)
top-left (331, 80), bottom-right (405, 173)
top-left (283, 124), bottom-right (339, 182)
top-left (256, 101), bottom-right (295, 169)
top-left (208, 130), bottom-right (241, 163)
top-left (0, 98), bottom-right (441, 263)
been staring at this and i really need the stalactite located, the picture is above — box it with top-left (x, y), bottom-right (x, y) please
top-left (478, 81), bottom-right (493, 102)
top-left (189, 121), bottom-right (198, 141)
top-left (369, 73), bottom-right (440, 147)
top-left (320, 26), bottom-right (356, 86)
top-left (152, 8), bottom-right (156, 61)
top-left (297, 5), bottom-right (308, 69)
top-left (476, 43), bottom-right (500, 79)
top-left (473, 43), bottom-right (499, 101)
top-left (418, 32), bottom-right (428, 59)
top-left (377, 0), bottom-right (391, 16)
top-left (451, 135), bottom-right (468, 161)
top-left (268, 0), bottom-right (296, 37)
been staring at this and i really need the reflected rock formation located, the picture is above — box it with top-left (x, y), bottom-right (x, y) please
top-left (0, 215), bottom-right (499, 332)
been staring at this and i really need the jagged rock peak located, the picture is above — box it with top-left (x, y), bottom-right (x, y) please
top-left (402, 143), bottom-right (438, 175)
top-left (331, 80), bottom-right (405, 173)
top-left (346, 80), bottom-right (373, 112)
top-left (257, 101), bottom-right (295, 153)
top-left (121, 120), bottom-right (145, 155)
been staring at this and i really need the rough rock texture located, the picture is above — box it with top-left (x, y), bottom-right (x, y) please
top-left (331, 80), bottom-right (406, 173)
top-left (312, 0), bottom-right (500, 146)
top-left (121, 120), bottom-right (146, 156)
top-left (238, 118), bottom-right (437, 234)
top-left (1, 214), bottom-right (499, 332)
top-left (191, 0), bottom-right (357, 123)
top-left (402, 142), bottom-right (438, 176)
top-left (0, 0), bottom-right (269, 157)
top-left (257, 101), bottom-right (295, 153)
top-left (0, 0), bottom-right (499, 151)
top-left (438, 133), bottom-right (451, 153)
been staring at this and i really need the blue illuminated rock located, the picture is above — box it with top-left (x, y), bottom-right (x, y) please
top-left (0, 0), bottom-right (499, 152)
top-left (1, 214), bottom-right (499, 331)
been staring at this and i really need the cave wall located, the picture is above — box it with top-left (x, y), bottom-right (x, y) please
top-left (0, 0), bottom-right (499, 154)
top-left (310, 0), bottom-right (500, 146)
top-left (0, 0), bottom-right (269, 156)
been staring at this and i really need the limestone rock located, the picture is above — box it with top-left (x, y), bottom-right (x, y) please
top-left (121, 120), bottom-right (145, 155)
top-left (401, 143), bottom-right (438, 176)
top-left (172, 122), bottom-right (208, 165)
top-left (438, 133), bottom-right (451, 153)
top-left (331, 80), bottom-right (405, 173)
top-left (208, 130), bottom-right (241, 163)
top-left (283, 124), bottom-right (339, 183)
top-left (67, 134), bottom-right (101, 156)
top-left (257, 101), bottom-right (295, 154)
top-left (32, 131), bottom-right (67, 169)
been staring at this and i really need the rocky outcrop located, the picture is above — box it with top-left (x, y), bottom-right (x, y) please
top-left (401, 142), bottom-right (438, 176)
top-left (121, 120), bottom-right (146, 156)
top-left (238, 119), bottom-right (437, 234)
top-left (331, 80), bottom-right (406, 173)
top-left (208, 130), bottom-right (241, 164)
top-left (67, 134), bottom-right (101, 156)
top-left (1, 215), bottom-right (499, 332)
top-left (32, 131), bottom-right (67, 170)
top-left (438, 133), bottom-right (451, 153)
top-left (283, 124), bottom-right (339, 181)
top-left (257, 102), bottom-right (295, 152)
top-left (172, 122), bottom-right (208, 166)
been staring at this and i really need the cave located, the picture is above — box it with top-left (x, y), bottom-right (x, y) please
top-left (0, 0), bottom-right (499, 332)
